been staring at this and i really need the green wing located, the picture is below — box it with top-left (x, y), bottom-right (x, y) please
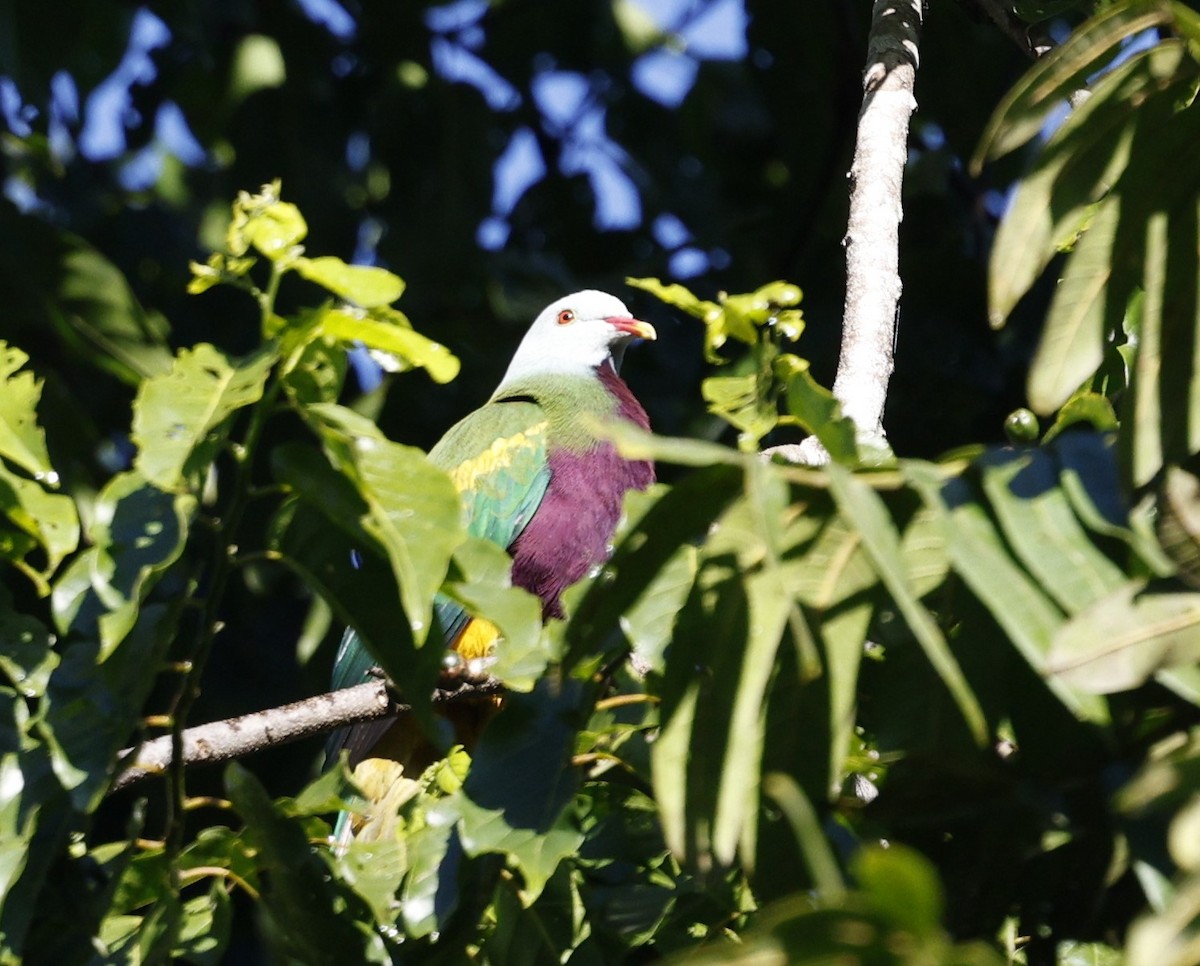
top-left (328, 397), bottom-right (550, 764)
top-left (430, 396), bottom-right (551, 548)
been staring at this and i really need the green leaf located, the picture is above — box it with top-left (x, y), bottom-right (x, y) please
top-left (0, 460), bottom-right (79, 592)
top-left (295, 256), bottom-right (405, 308)
top-left (1158, 464), bottom-right (1200, 588)
top-left (976, 448), bottom-right (1126, 613)
top-left (268, 452), bottom-right (431, 719)
top-left (1128, 147), bottom-right (1200, 487)
top-left (600, 421), bottom-right (748, 468)
top-left (132, 343), bottom-right (276, 492)
top-left (319, 306), bottom-right (460, 383)
top-left (761, 773), bottom-right (845, 898)
top-left (826, 463), bottom-right (987, 745)
top-left (173, 886), bottom-right (231, 966)
top-left (458, 796), bottom-right (583, 900)
top-left (50, 471), bottom-right (192, 654)
top-left (1027, 195), bottom-right (1123, 413)
top-left (652, 556), bottom-right (746, 869)
top-left (0, 689), bottom-right (70, 954)
top-left (651, 465), bottom-right (818, 870)
top-left (48, 227), bottom-right (173, 383)
top-left (1046, 580), bottom-right (1200, 692)
top-left (625, 277), bottom-right (718, 320)
top-left (702, 372), bottom-right (778, 444)
top-left (0, 586), bottom-right (58, 697)
top-left (0, 343), bottom-right (54, 479)
top-left (786, 366), bottom-right (860, 464)
top-left (301, 402), bottom-right (464, 644)
top-left (280, 333), bottom-right (348, 406)
top-left (227, 183), bottom-right (308, 259)
top-left (904, 460), bottom-right (1108, 723)
top-left (791, 510), bottom-right (876, 610)
top-left (817, 600), bottom-right (873, 798)
top-left (397, 794), bottom-right (461, 937)
top-left (988, 43), bottom-right (1185, 327)
top-left (974, 0), bottom-right (1175, 166)
top-left (460, 677), bottom-right (587, 898)
top-left (617, 542), bottom-right (697, 676)
top-left (851, 844), bottom-right (944, 938)
top-left (1042, 392), bottom-right (1118, 442)
top-left (289, 757), bottom-right (363, 816)
top-left (1054, 433), bottom-right (1175, 574)
top-left (335, 837), bottom-right (405, 927)
top-left (225, 762), bottom-right (391, 964)
top-left (1056, 941), bottom-right (1125, 966)
top-left (40, 601), bottom-right (180, 810)
top-left (627, 276), bottom-right (803, 362)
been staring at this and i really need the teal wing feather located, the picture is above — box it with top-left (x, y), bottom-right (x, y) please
top-left (327, 396), bottom-right (551, 766)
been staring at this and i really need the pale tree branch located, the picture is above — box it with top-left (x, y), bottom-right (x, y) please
top-left (111, 676), bottom-right (505, 792)
top-left (770, 0), bottom-right (923, 468)
top-left (833, 0), bottom-right (922, 441)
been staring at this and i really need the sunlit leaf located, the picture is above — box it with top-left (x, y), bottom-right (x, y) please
top-left (132, 343), bottom-right (276, 492)
top-left (785, 366), bottom-right (860, 463)
top-left (0, 689), bottom-right (68, 953)
top-left (40, 600), bottom-right (180, 810)
top-left (227, 182), bottom-right (308, 259)
top-left (988, 43), bottom-right (1185, 327)
top-left (702, 372), bottom-right (778, 444)
top-left (295, 256), bottom-right (405, 308)
top-left (1047, 580), bottom-right (1200, 692)
top-left (319, 306), bottom-right (460, 383)
top-left (1027, 196), bottom-right (1122, 413)
top-left (49, 471), bottom-right (192, 655)
top-left (0, 461), bottom-right (79, 592)
top-left (268, 451), bottom-right (432, 719)
top-left (0, 343), bottom-right (54, 479)
top-left (169, 886), bottom-right (231, 966)
top-left (1042, 392), bottom-right (1118, 442)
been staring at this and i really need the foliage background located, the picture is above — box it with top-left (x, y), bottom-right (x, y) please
top-left (2, 0), bottom-right (1199, 963)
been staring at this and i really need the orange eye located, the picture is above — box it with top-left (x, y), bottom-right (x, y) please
top-left (557, 309), bottom-right (575, 325)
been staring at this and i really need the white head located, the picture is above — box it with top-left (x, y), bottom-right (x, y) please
top-left (496, 290), bottom-right (657, 389)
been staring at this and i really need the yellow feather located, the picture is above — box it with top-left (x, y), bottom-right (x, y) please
top-left (455, 617), bottom-right (501, 662)
top-left (447, 423), bottom-right (547, 493)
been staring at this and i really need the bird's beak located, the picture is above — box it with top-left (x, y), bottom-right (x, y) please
top-left (607, 316), bottom-right (657, 341)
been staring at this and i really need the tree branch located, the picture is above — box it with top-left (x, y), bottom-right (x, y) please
top-left (111, 677), bottom-right (506, 792)
top-left (833, 0), bottom-right (922, 439)
top-left (779, 0), bottom-right (923, 467)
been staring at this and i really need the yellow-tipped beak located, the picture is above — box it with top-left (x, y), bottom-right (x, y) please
top-left (608, 317), bottom-right (657, 341)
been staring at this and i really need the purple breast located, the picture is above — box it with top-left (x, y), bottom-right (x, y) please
top-left (509, 365), bottom-right (653, 617)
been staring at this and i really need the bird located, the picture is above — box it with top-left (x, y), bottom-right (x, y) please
top-left (327, 289), bottom-right (656, 841)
